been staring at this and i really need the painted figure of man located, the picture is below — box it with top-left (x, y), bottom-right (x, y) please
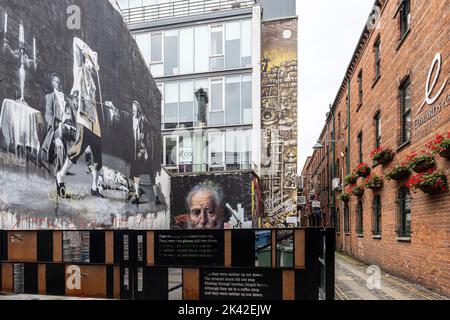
top-left (186, 183), bottom-right (224, 229)
top-left (55, 37), bottom-right (103, 198)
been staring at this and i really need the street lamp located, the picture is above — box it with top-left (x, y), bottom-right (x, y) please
top-left (312, 139), bottom-right (345, 150)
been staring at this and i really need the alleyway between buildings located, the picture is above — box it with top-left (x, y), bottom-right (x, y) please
top-left (335, 253), bottom-right (448, 300)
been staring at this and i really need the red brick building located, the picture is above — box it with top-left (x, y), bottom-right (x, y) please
top-left (301, 0), bottom-right (449, 295)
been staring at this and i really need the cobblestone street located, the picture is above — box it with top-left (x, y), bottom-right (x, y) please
top-left (335, 253), bottom-right (448, 300)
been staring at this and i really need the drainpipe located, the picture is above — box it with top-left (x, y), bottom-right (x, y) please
top-left (331, 104), bottom-right (336, 234)
top-left (346, 78), bottom-right (351, 255)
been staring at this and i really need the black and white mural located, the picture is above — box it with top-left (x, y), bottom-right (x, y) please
top-left (0, 0), bottom-right (165, 229)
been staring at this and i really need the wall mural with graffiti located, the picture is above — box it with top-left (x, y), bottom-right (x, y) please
top-left (260, 18), bottom-right (298, 228)
top-left (170, 172), bottom-right (262, 229)
top-left (0, 0), bottom-right (166, 230)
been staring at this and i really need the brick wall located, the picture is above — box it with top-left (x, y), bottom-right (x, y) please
top-left (314, 0), bottom-right (449, 295)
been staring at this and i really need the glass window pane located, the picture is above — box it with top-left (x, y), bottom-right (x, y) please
top-left (209, 132), bottom-right (223, 165)
top-left (150, 63), bottom-right (163, 77)
top-left (210, 26), bottom-right (223, 55)
top-left (241, 20), bottom-right (251, 67)
top-left (165, 136), bottom-right (178, 166)
top-left (225, 130), bottom-right (240, 165)
top-left (194, 79), bottom-right (209, 126)
top-left (225, 76), bottom-right (241, 125)
top-left (211, 80), bottom-right (223, 111)
top-left (179, 81), bottom-right (194, 127)
top-left (180, 28), bottom-right (194, 74)
top-left (151, 33), bottom-right (162, 62)
top-left (242, 75), bottom-right (252, 124)
top-left (179, 134), bottom-right (193, 165)
top-left (129, 0), bottom-right (142, 8)
top-left (225, 21), bottom-right (240, 69)
top-left (195, 26), bottom-right (209, 73)
top-left (135, 33), bottom-right (150, 65)
top-left (210, 56), bottom-right (224, 71)
top-left (242, 130), bottom-right (251, 167)
top-left (164, 82), bottom-right (178, 128)
top-left (164, 30), bottom-right (179, 75)
top-left (118, 0), bottom-right (129, 10)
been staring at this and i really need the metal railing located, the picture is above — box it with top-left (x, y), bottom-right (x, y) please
top-left (121, 0), bottom-right (255, 25)
top-left (163, 161), bottom-right (256, 174)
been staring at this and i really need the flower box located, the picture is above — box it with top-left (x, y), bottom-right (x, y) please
top-left (344, 173), bottom-right (358, 186)
top-left (364, 174), bottom-right (384, 190)
top-left (407, 170), bottom-right (447, 195)
top-left (355, 162), bottom-right (371, 177)
top-left (426, 132), bottom-right (450, 160)
top-left (386, 164), bottom-right (411, 181)
top-left (338, 192), bottom-right (350, 202)
top-left (370, 146), bottom-right (394, 165)
top-left (351, 186), bottom-right (365, 197)
top-left (406, 151), bottom-right (436, 173)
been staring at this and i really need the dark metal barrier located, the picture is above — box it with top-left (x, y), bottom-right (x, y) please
top-left (0, 228), bottom-right (334, 300)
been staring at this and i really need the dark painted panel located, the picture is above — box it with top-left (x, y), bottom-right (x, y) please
top-left (106, 265), bottom-right (114, 299)
top-left (24, 263), bottom-right (38, 294)
top-left (0, 231), bottom-right (7, 260)
top-left (232, 230), bottom-right (255, 267)
top-left (37, 231), bottom-right (53, 262)
top-left (46, 263), bottom-right (65, 296)
top-left (90, 231), bottom-right (105, 264)
top-left (305, 228), bottom-right (320, 300)
top-left (144, 267), bottom-right (168, 300)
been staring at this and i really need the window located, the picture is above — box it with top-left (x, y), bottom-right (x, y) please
top-left (225, 21), bottom-right (241, 69)
top-left (358, 71), bottom-right (363, 105)
top-left (241, 19), bottom-right (252, 67)
top-left (210, 79), bottom-right (224, 112)
top-left (225, 76), bottom-right (241, 124)
top-left (157, 82), bottom-right (164, 128)
top-left (400, 78), bottom-right (411, 144)
top-left (164, 135), bottom-right (178, 167)
top-left (337, 113), bottom-right (341, 138)
top-left (241, 75), bottom-right (252, 124)
top-left (373, 196), bottom-right (382, 235)
top-left (195, 26), bottom-right (209, 73)
top-left (179, 28), bottom-right (194, 74)
top-left (150, 33), bottom-right (162, 63)
top-left (374, 112), bottom-right (381, 148)
top-left (179, 81), bottom-right (194, 128)
top-left (164, 30), bottom-right (179, 75)
top-left (357, 132), bottom-right (363, 163)
top-left (344, 205), bottom-right (350, 234)
top-left (164, 82), bottom-right (178, 129)
top-left (135, 32), bottom-right (150, 65)
top-left (399, 0), bottom-right (411, 39)
top-left (225, 130), bottom-right (241, 168)
top-left (398, 187), bottom-right (411, 237)
top-left (210, 25), bottom-right (224, 71)
top-left (357, 201), bottom-right (363, 235)
top-left (209, 132), bottom-right (224, 167)
top-left (335, 208), bottom-right (340, 232)
top-left (374, 36), bottom-right (381, 80)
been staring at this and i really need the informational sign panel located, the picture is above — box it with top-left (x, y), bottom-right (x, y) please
top-left (199, 268), bottom-right (282, 300)
top-left (311, 201), bottom-right (321, 208)
top-left (154, 230), bottom-right (224, 266)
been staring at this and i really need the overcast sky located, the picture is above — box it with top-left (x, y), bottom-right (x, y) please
top-left (297, 0), bottom-right (375, 172)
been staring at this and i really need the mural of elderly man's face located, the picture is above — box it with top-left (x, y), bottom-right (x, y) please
top-left (188, 189), bottom-right (223, 229)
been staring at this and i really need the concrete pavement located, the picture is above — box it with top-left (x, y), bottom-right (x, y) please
top-left (335, 252), bottom-right (448, 300)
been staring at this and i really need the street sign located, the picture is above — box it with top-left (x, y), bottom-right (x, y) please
top-left (297, 196), bottom-right (306, 205)
top-left (311, 200), bottom-right (321, 208)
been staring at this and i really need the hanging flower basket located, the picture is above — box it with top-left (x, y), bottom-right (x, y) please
top-left (407, 170), bottom-right (447, 195)
top-left (355, 162), bottom-right (371, 177)
top-left (364, 174), bottom-right (384, 190)
top-left (406, 151), bottom-right (436, 173)
top-left (370, 146), bottom-right (394, 165)
top-left (426, 132), bottom-right (450, 160)
top-left (338, 192), bottom-right (350, 202)
top-left (386, 164), bottom-right (411, 181)
top-left (344, 173), bottom-right (358, 186)
top-left (350, 186), bottom-right (365, 197)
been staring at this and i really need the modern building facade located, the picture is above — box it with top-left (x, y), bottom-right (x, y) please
top-left (301, 0), bottom-right (449, 295)
top-left (118, 0), bottom-right (299, 228)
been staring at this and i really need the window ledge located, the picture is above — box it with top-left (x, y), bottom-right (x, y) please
top-left (397, 237), bottom-right (411, 242)
top-left (372, 235), bottom-right (382, 240)
top-left (372, 75), bottom-right (381, 88)
top-left (344, 232), bottom-right (350, 236)
top-left (356, 102), bottom-right (363, 112)
top-left (396, 140), bottom-right (411, 152)
top-left (357, 234), bottom-right (364, 238)
top-left (396, 29), bottom-right (411, 51)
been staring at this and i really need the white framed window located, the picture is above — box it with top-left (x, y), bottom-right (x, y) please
top-left (210, 78), bottom-right (224, 112)
top-left (225, 21), bottom-right (241, 69)
top-left (180, 28), bottom-right (194, 74)
top-left (195, 25), bottom-right (209, 73)
top-left (241, 19), bottom-right (252, 67)
top-left (210, 24), bottom-right (224, 71)
top-left (164, 29), bottom-right (179, 75)
top-left (135, 32), bottom-right (150, 65)
top-left (208, 131), bottom-right (225, 166)
top-left (157, 82), bottom-right (164, 127)
top-left (163, 135), bottom-right (179, 167)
